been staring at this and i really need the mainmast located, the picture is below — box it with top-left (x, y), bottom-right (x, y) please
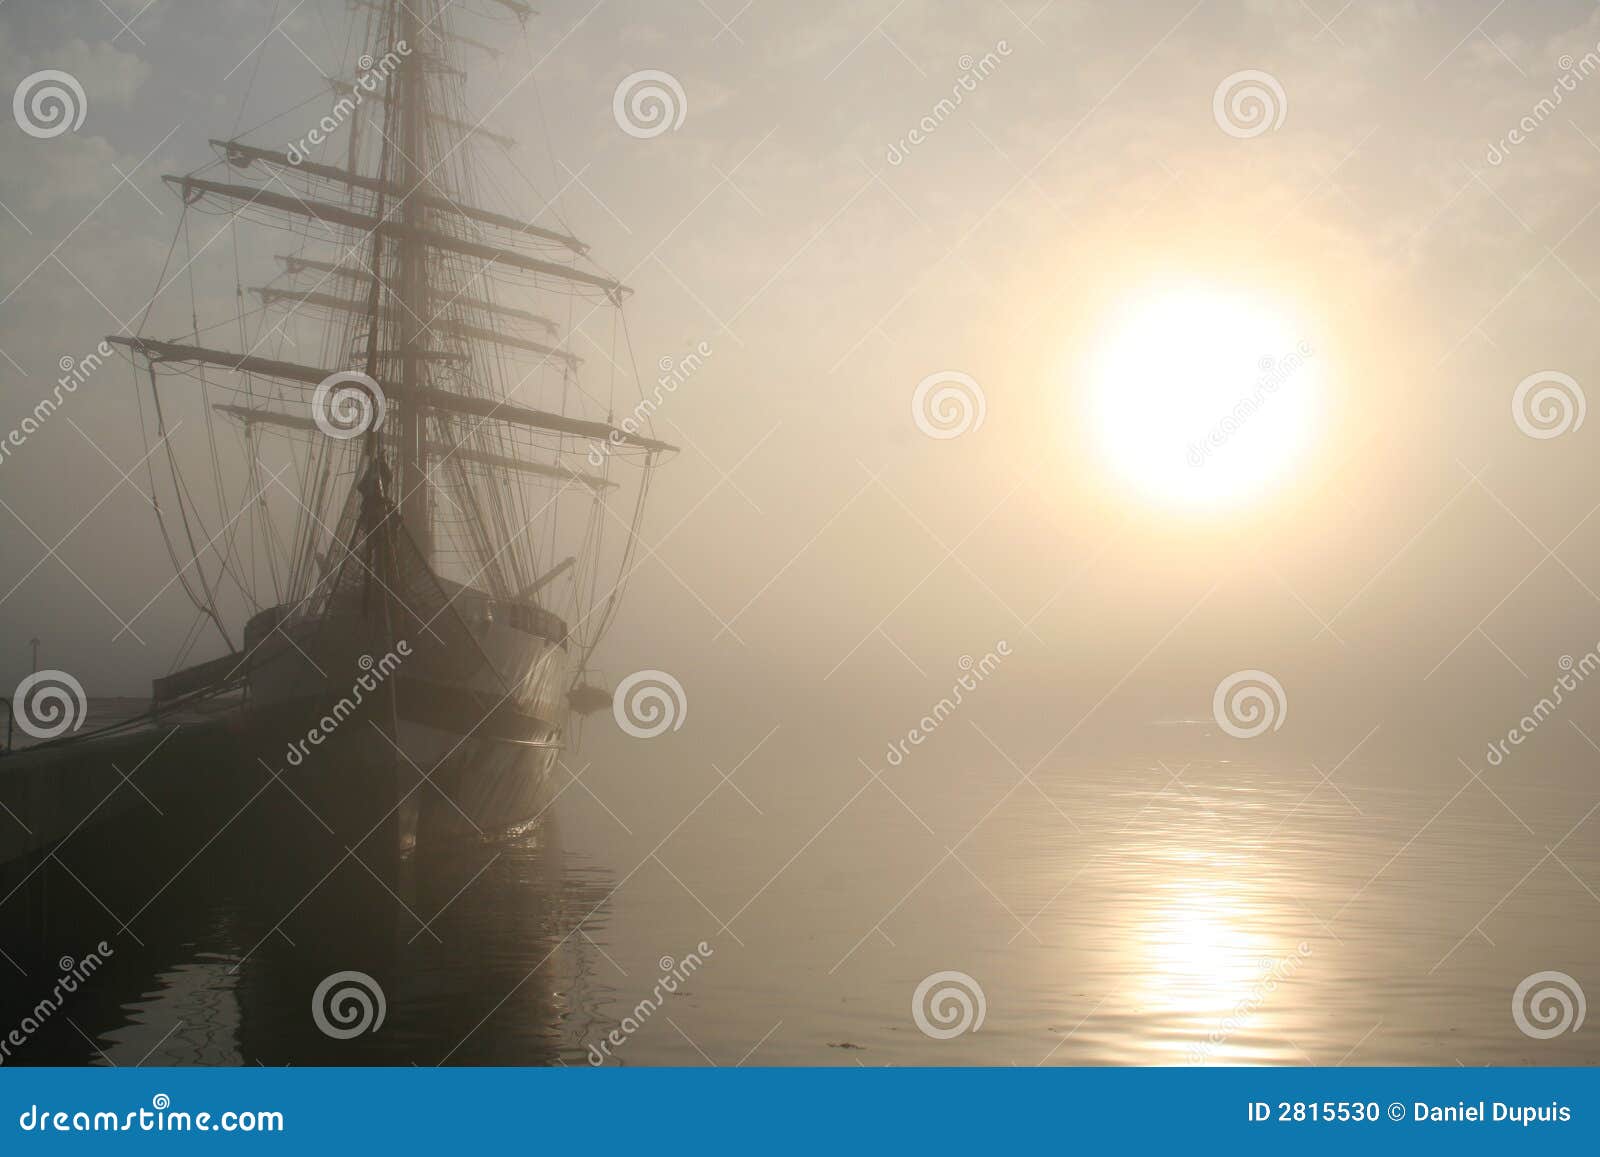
top-left (394, 0), bottom-right (431, 563)
top-left (112, 0), bottom-right (677, 645)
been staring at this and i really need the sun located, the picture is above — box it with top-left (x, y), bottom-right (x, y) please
top-left (1088, 284), bottom-right (1320, 508)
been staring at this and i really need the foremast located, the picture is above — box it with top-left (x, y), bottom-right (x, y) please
top-left (392, 0), bottom-right (432, 565)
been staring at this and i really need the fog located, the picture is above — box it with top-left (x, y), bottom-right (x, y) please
top-left (5, 0), bottom-right (1600, 799)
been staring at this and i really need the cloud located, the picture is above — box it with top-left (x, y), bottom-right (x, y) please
top-left (54, 37), bottom-right (151, 105)
top-left (4, 37), bottom-right (151, 108)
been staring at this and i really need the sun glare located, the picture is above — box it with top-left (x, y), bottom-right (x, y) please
top-left (1088, 285), bottom-right (1320, 508)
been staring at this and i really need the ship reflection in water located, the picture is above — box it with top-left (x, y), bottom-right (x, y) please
top-left (0, 734), bottom-right (617, 1067)
top-left (4, 744), bottom-right (1596, 1066)
top-left (93, 832), bottom-right (613, 1067)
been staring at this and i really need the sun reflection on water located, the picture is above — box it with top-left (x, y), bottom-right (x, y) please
top-left (1125, 867), bottom-right (1313, 1064)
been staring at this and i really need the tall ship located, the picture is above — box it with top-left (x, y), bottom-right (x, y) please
top-left (100, 0), bottom-right (672, 854)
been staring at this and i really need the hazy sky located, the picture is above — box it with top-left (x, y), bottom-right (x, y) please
top-left (6, 0), bottom-right (1600, 785)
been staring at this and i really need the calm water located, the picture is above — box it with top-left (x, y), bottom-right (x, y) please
top-left (4, 720), bottom-right (1597, 1067)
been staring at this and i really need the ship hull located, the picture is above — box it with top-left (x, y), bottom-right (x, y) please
top-left (394, 716), bottom-right (561, 848)
top-left (240, 603), bottom-right (569, 858)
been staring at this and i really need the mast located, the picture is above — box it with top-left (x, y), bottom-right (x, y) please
top-left (395, 0), bottom-right (431, 563)
top-left (270, 264), bottom-right (563, 333)
top-left (167, 175), bottom-right (628, 295)
top-left (254, 288), bottom-right (579, 366)
top-left (212, 142), bottom-right (587, 248)
top-left (210, 404), bottom-right (618, 491)
top-left (103, 337), bottom-right (677, 451)
top-left (111, 0), bottom-right (675, 666)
